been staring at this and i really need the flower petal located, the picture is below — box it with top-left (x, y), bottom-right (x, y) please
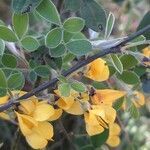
top-left (0, 112), bottom-right (10, 120)
top-left (16, 112), bottom-right (37, 136)
top-left (56, 98), bottom-right (74, 110)
top-left (26, 132), bottom-right (48, 149)
top-left (19, 100), bottom-right (37, 115)
top-left (33, 103), bottom-right (55, 121)
top-left (109, 123), bottom-right (121, 136)
top-left (33, 122), bottom-right (53, 140)
top-left (133, 91), bottom-right (145, 107)
top-left (85, 58), bottom-right (109, 82)
top-left (106, 135), bottom-right (120, 147)
top-left (92, 89), bottom-right (126, 105)
top-left (66, 101), bottom-right (84, 115)
top-left (48, 109), bottom-right (63, 121)
top-left (85, 123), bottom-right (104, 136)
top-left (0, 95), bottom-right (9, 105)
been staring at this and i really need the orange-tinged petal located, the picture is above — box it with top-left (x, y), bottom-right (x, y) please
top-left (16, 112), bottom-right (37, 136)
top-left (26, 132), bottom-right (48, 149)
top-left (33, 122), bottom-right (53, 140)
top-left (66, 101), bottom-right (84, 115)
top-left (106, 135), bottom-right (120, 147)
top-left (85, 58), bottom-right (109, 82)
top-left (92, 89), bottom-right (126, 105)
top-left (0, 112), bottom-right (10, 120)
top-left (48, 109), bottom-right (63, 121)
top-left (85, 123), bottom-right (104, 136)
top-left (133, 91), bottom-right (145, 107)
top-left (56, 98), bottom-right (74, 110)
top-left (33, 103), bottom-right (55, 121)
top-left (0, 95), bottom-right (9, 105)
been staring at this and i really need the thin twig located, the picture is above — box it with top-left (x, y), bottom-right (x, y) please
top-left (0, 25), bottom-right (150, 112)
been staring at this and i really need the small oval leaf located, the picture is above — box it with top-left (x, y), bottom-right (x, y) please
top-left (117, 71), bottom-right (140, 85)
top-left (12, 13), bottom-right (29, 39)
top-left (46, 28), bottom-right (63, 48)
top-left (2, 54), bottom-right (17, 68)
top-left (36, 0), bottom-right (61, 25)
top-left (63, 17), bottom-right (85, 33)
top-left (49, 44), bottom-right (66, 57)
top-left (0, 26), bottom-right (18, 42)
top-left (21, 36), bottom-right (39, 52)
top-left (66, 40), bottom-right (92, 56)
top-left (58, 83), bottom-right (71, 97)
top-left (71, 81), bottom-right (86, 92)
top-left (110, 54), bottom-right (123, 74)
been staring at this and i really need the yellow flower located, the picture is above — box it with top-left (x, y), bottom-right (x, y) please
top-left (143, 47), bottom-right (150, 66)
top-left (91, 89), bottom-right (126, 106)
top-left (16, 98), bottom-right (61, 149)
top-left (0, 95), bottom-right (10, 120)
top-left (85, 58), bottom-right (109, 82)
top-left (56, 90), bottom-right (88, 115)
top-left (132, 91), bottom-right (145, 108)
top-left (122, 91), bottom-right (145, 109)
top-left (106, 123), bottom-right (121, 147)
top-left (84, 105), bottom-right (116, 136)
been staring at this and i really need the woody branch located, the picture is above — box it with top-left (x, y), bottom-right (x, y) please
top-left (0, 24), bottom-right (150, 112)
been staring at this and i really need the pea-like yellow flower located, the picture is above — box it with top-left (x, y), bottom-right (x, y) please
top-left (106, 123), bottom-right (121, 147)
top-left (143, 47), bottom-right (150, 66)
top-left (16, 98), bottom-right (62, 149)
top-left (91, 89), bottom-right (126, 106)
top-left (132, 91), bottom-right (145, 108)
top-left (85, 58), bottom-right (109, 82)
top-left (56, 90), bottom-right (88, 115)
top-left (84, 105), bottom-right (116, 136)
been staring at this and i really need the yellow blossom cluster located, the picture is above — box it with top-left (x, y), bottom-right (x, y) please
top-left (0, 58), bottom-right (146, 149)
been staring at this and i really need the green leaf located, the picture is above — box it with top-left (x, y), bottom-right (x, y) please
top-left (0, 88), bottom-right (7, 97)
top-left (92, 81), bottom-right (107, 89)
top-left (63, 17), bottom-right (85, 33)
top-left (28, 70), bottom-right (37, 83)
top-left (12, 13), bottom-right (29, 39)
top-left (66, 40), bottom-right (92, 56)
top-left (113, 97), bottom-right (124, 111)
top-left (91, 129), bottom-right (109, 148)
top-left (137, 11), bottom-right (150, 50)
top-left (137, 11), bottom-right (150, 40)
top-left (0, 39), bottom-right (5, 55)
top-left (36, 0), bottom-right (61, 25)
top-left (0, 20), bottom-right (5, 26)
top-left (133, 66), bottom-right (146, 77)
top-left (34, 65), bottom-right (50, 77)
top-left (117, 71), bottom-right (140, 85)
top-left (130, 35), bottom-right (146, 43)
top-left (11, 0), bottom-right (42, 13)
top-left (49, 44), bottom-right (66, 57)
top-left (21, 36), bottom-right (39, 52)
top-left (80, 0), bottom-right (106, 32)
top-left (71, 81), bottom-right (86, 92)
top-left (110, 54), bottom-right (123, 74)
top-left (0, 69), bottom-right (7, 88)
top-left (57, 75), bottom-right (68, 83)
top-left (2, 54), bottom-right (17, 68)
top-left (129, 103), bottom-right (139, 119)
top-left (63, 31), bottom-right (74, 43)
top-left (0, 26), bottom-right (18, 42)
top-left (7, 72), bottom-right (24, 90)
top-left (46, 28), bottom-right (63, 48)
top-left (64, 0), bottom-right (81, 11)
top-left (58, 83), bottom-right (71, 97)
top-left (105, 12), bottom-right (115, 39)
top-left (72, 32), bottom-right (86, 40)
top-left (120, 54), bottom-right (138, 70)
